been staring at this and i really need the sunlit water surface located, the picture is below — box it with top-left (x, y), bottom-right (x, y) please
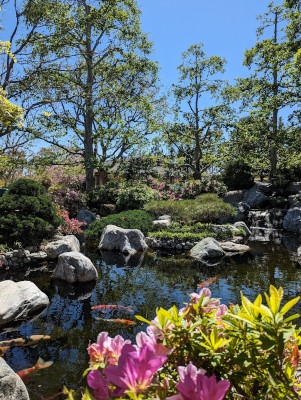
top-left (1, 237), bottom-right (301, 399)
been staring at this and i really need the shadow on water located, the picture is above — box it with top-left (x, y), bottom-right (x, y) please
top-left (1, 237), bottom-right (301, 399)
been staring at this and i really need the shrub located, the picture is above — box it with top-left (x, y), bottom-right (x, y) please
top-left (0, 178), bottom-right (60, 246)
top-left (144, 194), bottom-right (235, 224)
top-left (68, 285), bottom-right (300, 400)
top-left (84, 210), bottom-right (153, 245)
top-left (149, 178), bottom-right (227, 200)
top-left (56, 208), bottom-right (86, 235)
top-left (86, 180), bottom-right (124, 209)
top-left (49, 189), bottom-right (85, 218)
top-left (148, 229), bottom-right (233, 242)
top-left (116, 184), bottom-right (155, 211)
top-left (222, 160), bottom-right (254, 190)
top-left (271, 167), bottom-right (300, 189)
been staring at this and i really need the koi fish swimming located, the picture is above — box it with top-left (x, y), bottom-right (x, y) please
top-left (91, 304), bottom-right (133, 312)
top-left (197, 276), bottom-right (219, 288)
top-left (96, 317), bottom-right (136, 325)
top-left (0, 335), bottom-right (51, 356)
top-left (17, 357), bottom-right (53, 381)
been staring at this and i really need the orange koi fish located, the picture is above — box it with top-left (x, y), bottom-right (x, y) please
top-left (17, 357), bottom-right (53, 380)
top-left (198, 276), bottom-right (219, 288)
top-left (96, 317), bottom-right (136, 325)
top-left (91, 305), bottom-right (133, 312)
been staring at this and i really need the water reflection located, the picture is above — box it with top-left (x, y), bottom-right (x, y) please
top-left (0, 240), bottom-right (301, 399)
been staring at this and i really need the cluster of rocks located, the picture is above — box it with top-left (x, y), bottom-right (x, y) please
top-left (0, 248), bottom-right (47, 270)
top-left (223, 182), bottom-right (301, 235)
top-left (146, 237), bottom-right (197, 250)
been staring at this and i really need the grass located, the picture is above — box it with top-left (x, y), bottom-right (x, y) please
top-left (144, 193), bottom-right (236, 224)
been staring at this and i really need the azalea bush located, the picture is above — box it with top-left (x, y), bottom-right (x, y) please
top-left (64, 285), bottom-right (301, 400)
top-left (57, 208), bottom-right (87, 235)
top-left (49, 189), bottom-right (86, 218)
top-left (149, 178), bottom-right (227, 200)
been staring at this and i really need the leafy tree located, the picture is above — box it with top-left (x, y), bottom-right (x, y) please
top-left (169, 43), bottom-right (229, 179)
top-left (20, 0), bottom-right (164, 192)
top-left (234, 3), bottom-right (301, 178)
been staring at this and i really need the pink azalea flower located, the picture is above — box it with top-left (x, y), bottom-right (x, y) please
top-left (104, 343), bottom-right (167, 396)
top-left (177, 369), bottom-right (230, 400)
top-left (87, 369), bottom-right (110, 400)
top-left (136, 331), bottom-right (173, 357)
top-left (87, 332), bottom-right (131, 365)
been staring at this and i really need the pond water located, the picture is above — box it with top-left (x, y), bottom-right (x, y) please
top-left (1, 236), bottom-right (301, 399)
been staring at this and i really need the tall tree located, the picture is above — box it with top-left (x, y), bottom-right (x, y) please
top-left (20, 0), bottom-right (163, 191)
top-left (169, 43), bottom-right (228, 179)
top-left (235, 2), bottom-right (300, 178)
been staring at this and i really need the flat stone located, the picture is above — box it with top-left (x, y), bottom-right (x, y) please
top-left (153, 219), bottom-right (171, 228)
top-left (29, 251), bottom-right (48, 262)
top-left (45, 235), bottom-right (80, 259)
top-left (158, 215), bottom-right (171, 221)
top-left (220, 241), bottom-right (251, 254)
top-left (0, 358), bottom-right (29, 400)
top-left (53, 251), bottom-right (98, 283)
top-left (223, 190), bottom-right (244, 204)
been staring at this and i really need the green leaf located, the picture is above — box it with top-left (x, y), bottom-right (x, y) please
top-left (279, 296), bottom-right (300, 316)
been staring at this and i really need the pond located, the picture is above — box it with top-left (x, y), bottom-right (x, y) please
top-left (1, 236), bottom-right (301, 400)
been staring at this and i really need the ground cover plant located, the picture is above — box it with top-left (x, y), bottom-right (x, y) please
top-left (63, 285), bottom-right (301, 400)
top-left (84, 210), bottom-right (153, 246)
top-left (0, 178), bottom-right (60, 246)
top-left (144, 194), bottom-right (236, 224)
top-left (148, 229), bottom-right (236, 243)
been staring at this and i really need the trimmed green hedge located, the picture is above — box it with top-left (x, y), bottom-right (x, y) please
top-left (148, 229), bottom-right (235, 242)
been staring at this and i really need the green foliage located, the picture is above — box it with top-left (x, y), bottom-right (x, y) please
top-left (87, 181), bottom-right (155, 211)
top-left (148, 229), bottom-right (234, 242)
top-left (0, 178), bottom-right (60, 245)
top-left (116, 184), bottom-right (155, 211)
top-left (8, 177), bottom-right (46, 196)
top-left (84, 210), bottom-right (153, 246)
top-left (221, 160), bottom-right (254, 190)
top-left (145, 194), bottom-right (235, 224)
top-left (119, 156), bottom-right (158, 181)
top-left (271, 166), bottom-right (301, 188)
top-left (136, 285), bottom-right (301, 399)
top-left (168, 43), bottom-right (229, 178)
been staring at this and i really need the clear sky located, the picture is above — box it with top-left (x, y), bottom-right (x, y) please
top-left (138, 0), bottom-right (283, 89)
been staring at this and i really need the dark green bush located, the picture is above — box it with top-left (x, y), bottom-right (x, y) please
top-left (8, 177), bottom-right (46, 196)
top-left (271, 167), bottom-right (301, 189)
top-left (222, 160), bottom-right (254, 190)
top-left (144, 194), bottom-right (235, 224)
top-left (0, 178), bottom-right (60, 246)
top-left (84, 210), bottom-right (153, 246)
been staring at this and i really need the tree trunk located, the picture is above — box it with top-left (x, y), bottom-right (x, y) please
top-left (270, 11), bottom-right (279, 179)
top-left (83, 3), bottom-right (95, 193)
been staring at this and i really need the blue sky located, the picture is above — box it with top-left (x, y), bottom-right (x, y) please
top-left (138, 0), bottom-right (283, 89)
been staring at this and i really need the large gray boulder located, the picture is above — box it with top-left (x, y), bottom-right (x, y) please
top-left (52, 251), bottom-right (98, 283)
top-left (0, 358), bottom-right (29, 400)
top-left (76, 209), bottom-right (97, 228)
top-left (0, 281), bottom-right (49, 328)
top-left (283, 208), bottom-right (301, 233)
top-left (99, 225), bottom-right (147, 255)
top-left (243, 187), bottom-right (267, 208)
top-left (45, 235), bottom-right (80, 259)
top-left (190, 237), bottom-right (225, 261)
